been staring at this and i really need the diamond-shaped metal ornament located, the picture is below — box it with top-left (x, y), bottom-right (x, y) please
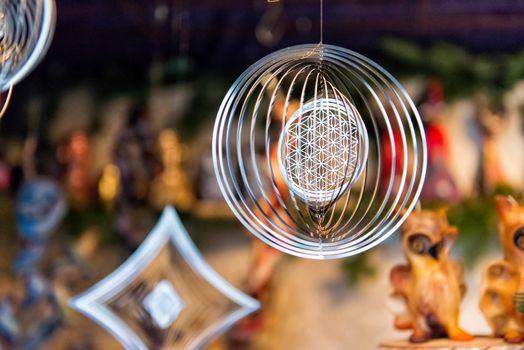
top-left (69, 207), bottom-right (260, 350)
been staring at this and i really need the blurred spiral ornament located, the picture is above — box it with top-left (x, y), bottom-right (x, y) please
top-left (213, 44), bottom-right (427, 259)
top-left (0, 0), bottom-right (56, 92)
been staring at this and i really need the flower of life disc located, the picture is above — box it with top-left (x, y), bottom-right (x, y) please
top-left (278, 97), bottom-right (368, 208)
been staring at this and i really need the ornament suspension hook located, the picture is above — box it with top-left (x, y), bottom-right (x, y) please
top-left (0, 86), bottom-right (13, 120)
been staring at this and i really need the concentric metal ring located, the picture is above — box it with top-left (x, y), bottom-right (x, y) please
top-left (213, 44), bottom-right (427, 260)
top-left (0, 0), bottom-right (56, 92)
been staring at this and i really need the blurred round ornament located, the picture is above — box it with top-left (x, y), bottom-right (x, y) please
top-left (15, 178), bottom-right (66, 240)
top-left (213, 44), bottom-right (427, 259)
top-left (0, 0), bottom-right (56, 91)
top-left (255, 3), bottom-right (285, 47)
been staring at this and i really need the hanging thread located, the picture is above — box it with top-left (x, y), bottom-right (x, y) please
top-left (320, 0), bottom-right (324, 43)
top-left (0, 86), bottom-right (13, 119)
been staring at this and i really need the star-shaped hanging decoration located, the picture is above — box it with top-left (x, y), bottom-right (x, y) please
top-left (69, 207), bottom-right (260, 350)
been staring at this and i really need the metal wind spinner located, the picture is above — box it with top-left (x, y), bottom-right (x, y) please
top-left (213, 44), bottom-right (427, 259)
top-left (69, 207), bottom-right (260, 350)
top-left (0, 0), bottom-right (55, 90)
top-left (0, 0), bottom-right (56, 116)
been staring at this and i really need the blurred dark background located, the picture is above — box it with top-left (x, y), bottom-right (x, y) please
top-left (1, 1), bottom-right (524, 349)
top-left (19, 0), bottom-right (524, 79)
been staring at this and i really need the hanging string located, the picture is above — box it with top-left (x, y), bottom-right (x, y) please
top-left (0, 86), bottom-right (13, 119)
top-left (320, 0), bottom-right (324, 44)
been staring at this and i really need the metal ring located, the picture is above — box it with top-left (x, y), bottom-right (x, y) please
top-left (213, 44), bottom-right (427, 260)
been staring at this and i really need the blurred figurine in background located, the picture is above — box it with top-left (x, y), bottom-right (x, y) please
top-left (389, 207), bottom-right (472, 343)
top-left (0, 270), bottom-right (62, 350)
top-left (480, 195), bottom-right (524, 343)
top-left (149, 129), bottom-right (194, 211)
top-left (98, 163), bottom-right (121, 210)
top-left (0, 173), bottom-right (101, 349)
top-left (419, 79), bottom-right (459, 203)
top-left (0, 178), bottom-right (69, 348)
top-left (0, 152), bottom-right (11, 192)
top-left (113, 106), bottom-right (160, 246)
top-left (57, 131), bottom-right (92, 206)
top-left (478, 103), bottom-right (506, 194)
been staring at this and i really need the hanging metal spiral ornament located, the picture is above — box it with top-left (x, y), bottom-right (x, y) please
top-left (0, 0), bottom-right (56, 117)
top-left (213, 43), bottom-right (427, 260)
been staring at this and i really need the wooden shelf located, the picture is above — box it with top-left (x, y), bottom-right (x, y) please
top-left (379, 337), bottom-right (520, 349)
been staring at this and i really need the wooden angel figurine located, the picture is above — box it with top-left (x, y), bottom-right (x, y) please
top-left (390, 207), bottom-right (473, 343)
top-left (480, 195), bottom-right (524, 343)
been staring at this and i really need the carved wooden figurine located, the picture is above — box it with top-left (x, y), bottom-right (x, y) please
top-left (390, 208), bottom-right (473, 343)
top-left (480, 195), bottom-right (524, 343)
